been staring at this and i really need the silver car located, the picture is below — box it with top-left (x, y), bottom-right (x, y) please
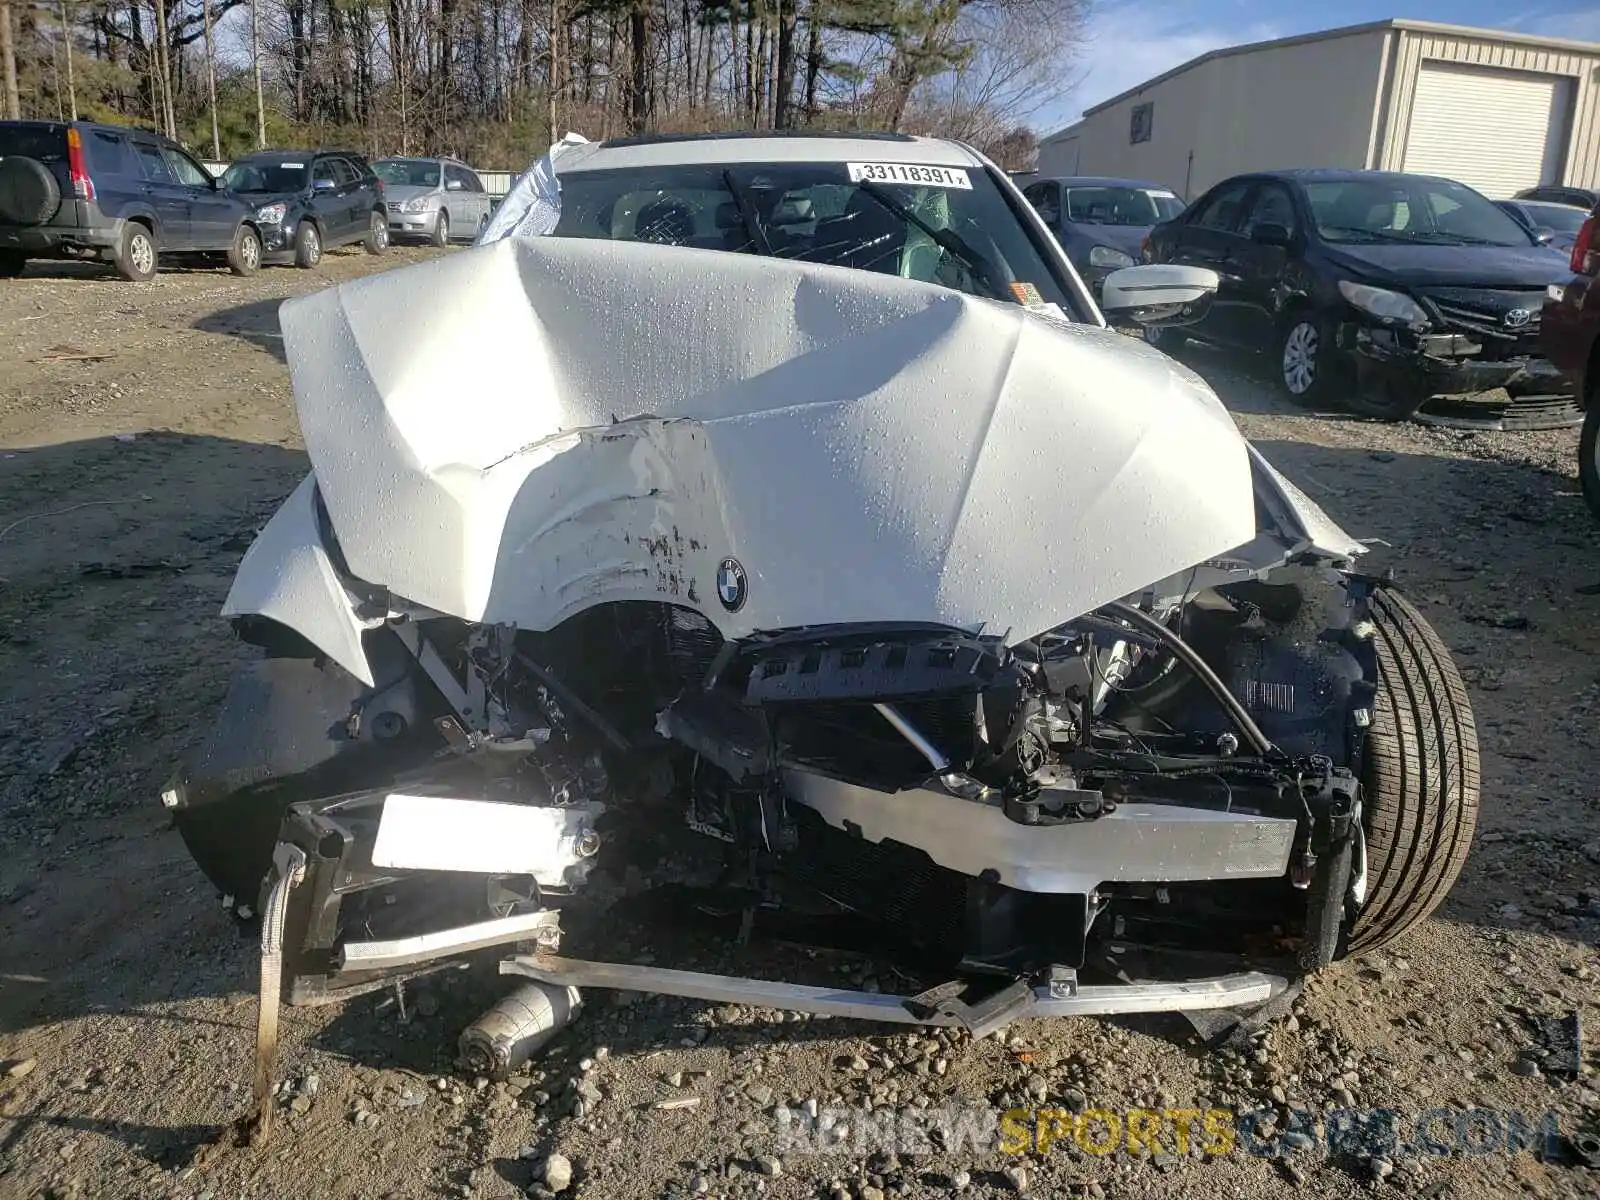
top-left (372, 156), bottom-right (494, 246)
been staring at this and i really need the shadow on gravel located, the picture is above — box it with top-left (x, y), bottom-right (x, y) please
top-left (192, 297), bottom-right (289, 363)
top-left (0, 1103), bottom-right (222, 1170)
top-left (6, 260), bottom-right (245, 285)
top-left (0, 433), bottom-right (309, 1037)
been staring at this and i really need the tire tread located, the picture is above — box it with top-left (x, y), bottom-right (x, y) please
top-left (1346, 586), bottom-right (1479, 954)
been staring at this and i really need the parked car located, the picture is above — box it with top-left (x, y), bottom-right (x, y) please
top-left (171, 134), bottom-right (1480, 1107)
top-left (1514, 184), bottom-right (1600, 211)
top-left (0, 118), bottom-right (262, 281)
top-left (1019, 175), bottom-right (1185, 296)
top-left (372, 155), bottom-right (494, 246)
top-left (1494, 198), bottom-right (1588, 255)
top-left (1539, 202), bottom-right (1600, 519)
top-left (218, 149), bottom-right (388, 268)
top-left (1143, 168), bottom-right (1579, 430)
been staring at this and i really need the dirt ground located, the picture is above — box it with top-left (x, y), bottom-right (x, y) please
top-left (0, 247), bottom-right (1597, 1200)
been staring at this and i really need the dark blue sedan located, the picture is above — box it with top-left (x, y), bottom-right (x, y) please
top-left (1018, 175), bottom-right (1186, 295)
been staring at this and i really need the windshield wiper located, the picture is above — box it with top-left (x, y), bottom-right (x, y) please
top-left (855, 180), bottom-right (1013, 303)
top-left (721, 169), bottom-right (773, 256)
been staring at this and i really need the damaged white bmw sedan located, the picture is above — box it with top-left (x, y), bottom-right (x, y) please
top-left (162, 131), bottom-right (1477, 1119)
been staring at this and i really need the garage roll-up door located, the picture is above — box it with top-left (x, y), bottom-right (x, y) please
top-left (1402, 63), bottom-right (1572, 199)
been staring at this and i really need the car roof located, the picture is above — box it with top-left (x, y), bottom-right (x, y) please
top-left (570, 130), bottom-right (984, 172)
top-left (235, 149), bottom-right (358, 161)
top-left (1036, 175), bottom-right (1179, 191)
top-left (2, 118), bottom-right (171, 141)
top-left (1509, 197), bottom-right (1588, 211)
top-left (1253, 168), bottom-right (1473, 188)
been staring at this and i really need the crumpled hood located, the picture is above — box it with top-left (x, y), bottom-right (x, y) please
top-left (277, 236), bottom-right (1260, 643)
top-left (1324, 241), bottom-right (1569, 288)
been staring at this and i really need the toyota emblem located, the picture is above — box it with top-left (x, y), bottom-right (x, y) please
top-left (1503, 308), bottom-right (1532, 329)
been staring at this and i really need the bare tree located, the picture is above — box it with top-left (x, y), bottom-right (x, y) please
top-left (151, 0), bottom-right (176, 136)
top-left (202, 0), bottom-right (219, 157)
top-left (59, 0), bottom-right (77, 119)
top-left (251, 0), bottom-right (266, 146)
top-left (0, 0), bottom-right (19, 120)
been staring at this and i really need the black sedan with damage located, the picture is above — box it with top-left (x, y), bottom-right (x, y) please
top-left (1143, 168), bottom-right (1577, 431)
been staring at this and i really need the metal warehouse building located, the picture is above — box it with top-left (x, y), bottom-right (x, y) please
top-left (1037, 18), bottom-right (1600, 201)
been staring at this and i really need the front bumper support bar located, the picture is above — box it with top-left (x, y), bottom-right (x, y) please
top-left (501, 953), bottom-right (1287, 1034)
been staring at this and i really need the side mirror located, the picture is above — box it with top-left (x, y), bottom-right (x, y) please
top-left (314, 176), bottom-right (336, 191)
top-left (1251, 222), bottom-right (1293, 248)
top-left (446, 179), bottom-right (464, 191)
top-left (1099, 263), bottom-right (1219, 328)
top-left (1534, 227), bottom-right (1556, 245)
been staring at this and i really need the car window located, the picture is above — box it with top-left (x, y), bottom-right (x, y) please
top-left (1188, 181), bottom-right (1252, 232)
top-left (1062, 185), bottom-right (1180, 227)
top-left (161, 147), bottom-right (212, 188)
top-left (133, 141), bottom-right (176, 184)
top-left (85, 130), bottom-right (136, 177)
top-left (0, 125), bottom-right (66, 161)
top-left (552, 160), bottom-right (1075, 312)
top-left (330, 158), bottom-right (361, 186)
top-left (1525, 204), bottom-right (1588, 234)
top-left (1305, 177), bottom-right (1532, 247)
top-left (444, 163), bottom-right (471, 190)
top-left (374, 158), bottom-right (441, 187)
top-left (222, 159), bottom-right (310, 193)
top-left (464, 169), bottom-right (485, 193)
top-left (1023, 182), bottom-right (1059, 225)
top-left (1240, 184), bottom-right (1297, 237)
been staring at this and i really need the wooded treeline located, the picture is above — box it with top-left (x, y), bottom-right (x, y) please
top-left (0, 0), bottom-right (1084, 168)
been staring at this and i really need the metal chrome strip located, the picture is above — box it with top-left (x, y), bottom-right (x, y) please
top-left (339, 911), bottom-right (558, 972)
top-left (501, 953), bottom-right (1285, 1028)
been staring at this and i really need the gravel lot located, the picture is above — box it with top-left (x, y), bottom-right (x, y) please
top-left (0, 248), bottom-right (1597, 1200)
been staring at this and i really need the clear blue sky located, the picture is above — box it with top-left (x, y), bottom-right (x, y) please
top-left (1033, 2), bottom-right (1600, 137)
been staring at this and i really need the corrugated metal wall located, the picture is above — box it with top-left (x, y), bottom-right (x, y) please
top-left (1377, 28), bottom-right (1600, 187)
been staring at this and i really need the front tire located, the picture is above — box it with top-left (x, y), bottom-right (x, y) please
top-left (294, 221), bottom-right (322, 269)
top-left (431, 209), bottom-right (450, 248)
top-left (227, 224), bottom-right (262, 276)
top-left (364, 211), bottom-right (388, 255)
top-left (1578, 401), bottom-right (1600, 523)
top-left (1345, 586), bottom-right (1480, 956)
top-left (114, 222), bottom-right (158, 282)
top-left (1277, 312), bottom-right (1341, 404)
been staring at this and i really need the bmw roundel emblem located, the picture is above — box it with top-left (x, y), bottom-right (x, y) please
top-left (716, 557), bottom-right (748, 613)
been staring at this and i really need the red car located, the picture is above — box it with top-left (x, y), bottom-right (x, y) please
top-left (1541, 208), bottom-right (1600, 520)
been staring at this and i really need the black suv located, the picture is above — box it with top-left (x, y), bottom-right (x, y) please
top-left (0, 119), bottom-right (262, 281)
top-left (1143, 168), bottom-right (1577, 431)
top-left (218, 150), bottom-right (388, 268)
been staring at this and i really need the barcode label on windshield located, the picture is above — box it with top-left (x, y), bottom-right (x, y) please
top-left (847, 162), bottom-right (972, 189)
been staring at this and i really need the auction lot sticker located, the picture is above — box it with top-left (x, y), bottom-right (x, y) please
top-left (847, 162), bottom-right (973, 189)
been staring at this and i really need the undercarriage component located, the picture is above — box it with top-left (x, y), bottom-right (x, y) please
top-left (782, 771), bottom-right (1300, 894)
top-left (459, 981), bottom-right (583, 1079)
top-left (340, 910), bottom-right (561, 973)
top-left (500, 953), bottom-right (1287, 1030)
top-left (246, 841), bottom-right (306, 1147)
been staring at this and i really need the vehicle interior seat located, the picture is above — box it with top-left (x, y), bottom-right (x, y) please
top-left (633, 198), bottom-right (696, 245)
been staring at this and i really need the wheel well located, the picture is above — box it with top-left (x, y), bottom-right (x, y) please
top-left (128, 215), bottom-right (153, 234)
top-left (1277, 296), bottom-right (1316, 333)
top-left (1585, 336), bottom-right (1600, 406)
